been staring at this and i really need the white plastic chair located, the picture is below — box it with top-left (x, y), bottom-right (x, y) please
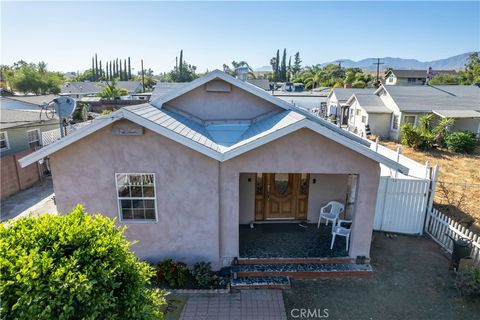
top-left (330, 219), bottom-right (352, 251)
top-left (317, 201), bottom-right (345, 229)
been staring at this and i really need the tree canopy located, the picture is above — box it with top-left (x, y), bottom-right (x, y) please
top-left (1, 61), bottom-right (64, 95)
top-left (159, 50), bottom-right (199, 83)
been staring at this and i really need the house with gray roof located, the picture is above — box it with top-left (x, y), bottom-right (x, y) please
top-left (60, 81), bottom-right (143, 98)
top-left (20, 70), bottom-right (408, 273)
top-left (0, 97), bottom-right (59, 157)
top-left (346, 84), bottom-right (480, 140)
top-left (326, 88), bottom-right (373, 124)
top-left (385, 68), bottom-right (457, 86)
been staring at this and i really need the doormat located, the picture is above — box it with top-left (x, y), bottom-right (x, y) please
top-left (261, 223), bottom-right (306, 233)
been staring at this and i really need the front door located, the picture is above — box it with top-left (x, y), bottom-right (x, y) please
top-left (255, 173), bottom-right (310, 220)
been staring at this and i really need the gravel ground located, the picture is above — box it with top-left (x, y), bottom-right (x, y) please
top-left (283, 233), bottom-right (480, 320)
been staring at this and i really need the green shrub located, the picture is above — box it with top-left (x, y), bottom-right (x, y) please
top-left (455, 268), bottom-right (480, 297)
top-left (0, 205), bottom-right (165, 319)
top-left (156, 259), bottom-right (188, 288)
top-left (192, 262), bottom-right (214, 289)
top-left (433, 117), bottom-right (455, 147)
top-left (400, 123), bottom-right (434, 150)
top-left (445, 131), bottom-right (477, 154)
top-left (100, 109), bottom-right (114, 116)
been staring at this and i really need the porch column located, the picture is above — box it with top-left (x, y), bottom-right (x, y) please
top-left (349, 167), bottom-right (380, 260)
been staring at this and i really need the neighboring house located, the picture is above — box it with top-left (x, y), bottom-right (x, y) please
top-left (346, 94), bottom-right (392, 139)
top-left (347, 85), bottom-right (480, 140)
top-left (0, 103), bottom-right (59, 157)
top-left (20, 70), bottom-right (407, 269)
top-left (384, 68), bottom-right (457, 86)
top-left (326, 88), bottom-right (372, 124)
top-left (1, 94), bottom-right (58, 111)
top-left (60, 81), bottom-right (143, 99)
top-left (1, 99), bottom-right (59, 199)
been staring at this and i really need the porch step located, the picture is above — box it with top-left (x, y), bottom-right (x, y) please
top-left (232, 263), bottom-right (373, 279)
top-left (235, 257), bottom-right (354, 265)
top-left (231, 276), bottom-right (291, 289)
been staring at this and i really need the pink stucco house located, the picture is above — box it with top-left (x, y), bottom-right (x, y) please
top-left (20, 70), bottom-right (407, 272)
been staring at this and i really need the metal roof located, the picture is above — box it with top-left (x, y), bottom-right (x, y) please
top-left (380, 85), bottom-right (480, 112)
top-left (151, 82), bottom-right (187, 101)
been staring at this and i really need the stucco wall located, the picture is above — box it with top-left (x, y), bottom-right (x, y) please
top-left (165, 80), bottom-right (280, 120)
top-left (452, 118), bottom-right (480, 135)
top-left (50, 120), bottom-right (221, 267)
top-left (368, 113), bottom-right (392, 139)
top-left (1, 122), bottom-right (58, 157)
top-left (219, 128), bottom-right (380, 264)
top-left (239, 173), bottom-right (255, 224)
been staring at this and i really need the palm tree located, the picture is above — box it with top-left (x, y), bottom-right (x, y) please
top-left (303, 65), bottom-right (322, 90)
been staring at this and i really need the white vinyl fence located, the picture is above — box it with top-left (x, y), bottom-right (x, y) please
top-left (426, 208), bottom-right (480, 266)
top-left (371, 140), bottom-right (438, 235)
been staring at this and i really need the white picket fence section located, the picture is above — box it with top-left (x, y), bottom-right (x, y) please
top-left (374, 176), bottom-right (430, 234)
top-left (426, 208), bottom-right (480, 266)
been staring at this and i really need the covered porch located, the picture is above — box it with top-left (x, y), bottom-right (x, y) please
top-left (238, 172), bottom-right (357, 259)
top-left (239, 223), bottom-right (349, 258)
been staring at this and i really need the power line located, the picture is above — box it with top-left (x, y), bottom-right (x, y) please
top-left (373, 58), bottom-right (384, 84)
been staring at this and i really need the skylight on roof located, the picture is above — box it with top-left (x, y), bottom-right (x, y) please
top-left (206, 123), bottom-right (250, 147)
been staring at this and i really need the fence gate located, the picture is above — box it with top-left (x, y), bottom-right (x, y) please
top-left (374, 177), bottom-right (430, 234)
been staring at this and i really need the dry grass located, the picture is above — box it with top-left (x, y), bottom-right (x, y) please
top-left (381, 141), bottom-right (480, 227)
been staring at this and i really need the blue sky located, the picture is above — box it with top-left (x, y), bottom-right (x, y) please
top-left (1, 1), bottom-right (479, 73)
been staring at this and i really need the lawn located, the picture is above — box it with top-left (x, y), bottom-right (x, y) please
top-left (381, 141), bottom-right (480, 229)
top-left (283, 233), bottom-right (480, 320)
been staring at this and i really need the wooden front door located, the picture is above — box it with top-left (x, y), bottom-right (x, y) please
top-left (255, 173), bottom-right (310, 220)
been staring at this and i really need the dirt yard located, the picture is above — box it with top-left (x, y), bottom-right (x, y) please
top-left (283, 233), bottom-right (480, 320)
top-left (381, 141), bottom-right (480, 228)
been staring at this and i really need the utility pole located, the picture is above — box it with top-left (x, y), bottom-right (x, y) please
top-left (373, 58), bottom-right (384, 86)
top-left (141, 59), bottom-right (145, 93)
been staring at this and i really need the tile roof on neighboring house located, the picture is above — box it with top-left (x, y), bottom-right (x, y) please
top-left (349, 94), bottom-right (392, 113)
top-left (378, 85), bottom-right (480, 112)
top-left (330, 88), bottom-right (373, 102)
top-left (0, 108), bottom-right (58, 129)
top-left (20, 70), bottom-right (409, 174)
top-left (1, 95), bottom-right (58, 107)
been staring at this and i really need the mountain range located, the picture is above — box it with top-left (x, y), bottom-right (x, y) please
top-left (254, 52), bottom-right (472, 72)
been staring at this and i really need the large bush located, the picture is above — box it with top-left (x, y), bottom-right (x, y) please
top-left (445, 131), bottom-right (477, 154)
top-left (0, 205), bottom-right (165, 319)
top-left (400, 123), bottom-right (434, 150)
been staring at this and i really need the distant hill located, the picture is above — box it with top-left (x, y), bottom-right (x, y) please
top-left (253, 52), bottom-right (472, 72)
top-left (320, 52), bottom-right (471, 71)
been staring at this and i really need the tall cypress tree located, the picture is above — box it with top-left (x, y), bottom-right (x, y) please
top-left (123, 59), bottom-right (127, 81)
top-left (128, 57), bottom-right (131, 80)
top-left (119, 61), bottom-right (123, 81)
top-left (280, 49), bottom-right (287, 82)
top-left (179, 50), bottom-right (183, 81)
top-left (94, 54), bottom-right (98, 81)
top-left (287, 56), bottom-right (292, 82)
top-left (99, 60), bottom-right (103, 79)
top-left (116, 59), bottom-right (119, 78)
top-left (110, 61), bottom-right (113, 80)
top-left (275, 49), bottom-right (280, 82)
top-left (91, 57), bottom-right (95, 81)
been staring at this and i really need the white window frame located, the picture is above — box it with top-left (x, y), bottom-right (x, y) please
top-left (355, 109), bottom-right (361, 116)
top-left (361, 115), bottom-right (367, 124)
top-left (115, 173), bottom-right (158, 223)
top-left (403, 115), bottom-right (417, 126)
top-left (391, 114), bottom-right (400, 131)
top-left (0, 131), bottom-right (10, 151)
top-left (27, 128), bottom-right (41, 148)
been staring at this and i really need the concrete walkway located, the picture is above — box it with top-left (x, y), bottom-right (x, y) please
top-left (180, 289), bottom-right (286, 320)
top-left (0, 176), bottom-right (56, 221)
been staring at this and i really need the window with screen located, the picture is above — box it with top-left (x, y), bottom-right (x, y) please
top-left (27, 129), bottom-right (41, 148)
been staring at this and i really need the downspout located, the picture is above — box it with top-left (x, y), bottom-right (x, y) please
top-left (217, 160), bottom-right (222, 268)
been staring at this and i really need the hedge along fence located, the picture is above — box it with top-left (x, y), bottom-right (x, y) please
top-left (426, 208), bottom-right (480, 267)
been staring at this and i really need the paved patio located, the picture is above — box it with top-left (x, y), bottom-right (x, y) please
top-left (179, 289), bottom-right (286, 320)
top-left (0, 176), bottom-right (56, 221)
top-left (239, 223), bottom-right (348, 258)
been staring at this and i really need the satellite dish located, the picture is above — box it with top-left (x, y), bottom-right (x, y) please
top-left (53, 96), bottom-right (76, 118)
